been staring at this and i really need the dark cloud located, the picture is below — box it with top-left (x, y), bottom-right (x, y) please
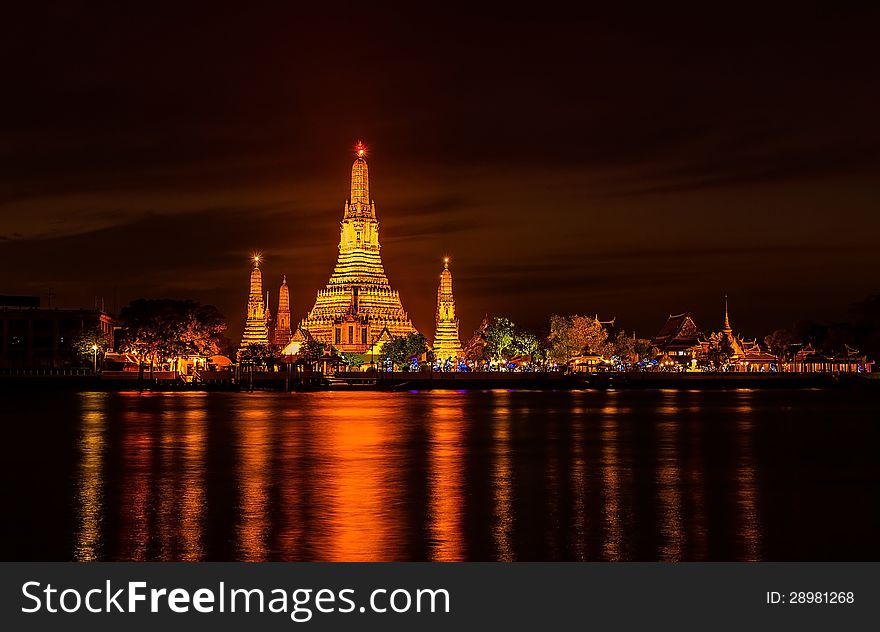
top-left (1, 4), bottom-right (879, 344)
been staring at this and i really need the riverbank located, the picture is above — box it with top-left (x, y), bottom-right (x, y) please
top-left (0, 370), bottom-right (875, 391)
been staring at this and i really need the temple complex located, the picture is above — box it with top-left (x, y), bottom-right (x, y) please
top-left (703, 297), bottom-right (777, 371)
top-left (299, 142), bottom-right (416, 353)
top-left (651, 297), bottom-right (777, 370)
top-left (238, 255), bottom-right (270, 355)
top-left (432, 258), bottom-right (462, 364)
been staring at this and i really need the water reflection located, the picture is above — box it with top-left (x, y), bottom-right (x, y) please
top-left (733, 392), bottom-right (762, 560)
top-left (47, 388), bottom-right (870, 561)
top-left (75, 392), bottom-right (107, 561)
top-left (117, 394), bottom-right (155, 560)
top-left (311, 394), bottom-right (407, 561)
top-left (236, 403), bottom-right (272, 561)
top-left (178, 400), bottom-right (207, 560)
top-left (600, 392), bottom-right (623, 560)
top-left (274, 406), bottom-right (309, 560)
top-left (569, 393), bottom-right (587, 560)
top-left (656, 391), bottom-right (684, 560)
top-left (427, 394), bottom-right (465, 561)
top-left (492, 391), bottom-right (515, 561)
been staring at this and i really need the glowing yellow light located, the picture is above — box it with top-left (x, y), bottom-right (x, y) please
top-left (252, 252), bottom-right (262, 265)
top-left (91, 344), bottom-right (98, 351)
top-left (443, 257), bottom-right (449, 263)
top-left (355, 140), bottom-right (366, 158)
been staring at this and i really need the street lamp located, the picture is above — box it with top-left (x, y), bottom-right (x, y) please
top-left (91, 344), bottom-right (98, 374)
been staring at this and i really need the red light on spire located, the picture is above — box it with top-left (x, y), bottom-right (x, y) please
top-left (355, 140), bottom-right (366, 158)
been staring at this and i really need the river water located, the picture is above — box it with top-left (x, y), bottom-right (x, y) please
top-left (3, 388), bottom-right (878, 561)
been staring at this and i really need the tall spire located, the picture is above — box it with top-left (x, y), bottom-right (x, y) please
top-left (433, 257), bottom-right (462, 366)
top-left (239, 254), bottom-right (270, 354)
top-left (265, 290), bottom-right (271, 325)
top-left (249, 254), bottom-right (262, 300)
top-left (722, 294), bottom-right (731, 333)
top-left (301, 142), bottom-right (416, 352)
top-left (349, 141), bottom-right (371, 214)
top-left (273, 274), bottom-right (292, 346)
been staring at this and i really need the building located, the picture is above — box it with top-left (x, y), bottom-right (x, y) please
top-left (273, 275), bottom-right (293, 347)
top-left (299, 142), bottom-right (416, 352)
top-left (700, 298), bottom-right (778, 371)
top-left (788, 343), bottom-right (870, 373)
top-left (432, 258), bottom-right (462, 366)
top-left (569, 353), bottom-right (607, 373)
top-left (650, 298), bottom-right (778, 371)
top-left (238, 255), bottom-right (270, 355)
top-left (0, 295), bottom-right (115, 368)
top-left (651, 312), bottom-right (702, 368)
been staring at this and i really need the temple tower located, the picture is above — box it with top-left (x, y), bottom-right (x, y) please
top-left (432, 257), bottom-right (462, 365)
top-left (273, 275), bottom-right (293, 346)
top-left (722, 294), bottom-right (732, 333)
top-left (719, 294), bottom-right (745, 359)
top-left (239, 255), bottom-right (270, 354)
top-left (300, 142), bottom-right (416, 352)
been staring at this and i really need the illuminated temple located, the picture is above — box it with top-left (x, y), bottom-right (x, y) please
top-left (238, 256), bottom-right (270, 355)
top-left (299, 143), bottom-right (416, 352)
top-left (273, 275), bottom-right (293, 347)
top-left (432, 258), bottom-right (462, 364)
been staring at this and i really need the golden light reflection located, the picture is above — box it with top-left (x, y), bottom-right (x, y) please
top-left (178, 396), bottom-right (207, 560)
top-left (118, 394), bottom-right (156, 560)
top-left (310, 393), bottom-right (406, 561)
top-left (236, 400), bottom-right (273, 561)
top-left (275, 407), bottom-right (307, 560)
top-left (600, 392), bottom-right (622, 560)
top-left (75, 392), bottom-right (107, 561)
top-left (146, 394), bottom-right (208, 560)
top-left (656, 392), bottom-right (683, 560)
top-left (492, 391), bottom-right (515, 561)
top-left (428, 394), bottom-right (466, 561)
top-left (734, 392), bottom-right (762, 560)
top-left (570, 393), bottom-right (588, 560)
top-left (156, 399), bottom-right (176, 559)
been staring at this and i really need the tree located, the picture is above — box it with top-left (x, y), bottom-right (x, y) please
top-left (608, 330), bottom-right (637, 369)
top-left (511, 329), bottom-right (538, 358)
top-left (764, 328), bottom-right (796, 361)
top-left (634, 339), bottom-right (658, 363)
top-left (484, 317), bottom-right (517, 364)
top-left (548, 314), bottom-right (609, 364)
top-left (702, 332), bottom-right (735, 371)
top-left (297, 339), bottom-right (326, 363)
top-left (180, 303), bottom-right (226, 358)
top-left (339, 352), bottom-right (366, 369)
top-left (118, 299), bottom-right (227, 375)
top-left (380, 332), bottom-right (429, 371)
top-left (239, 342), bottom-right (282, 368)
top-left (529, 336), bottom-right (552, 370)
top-left (70, 324), bottom-right (111, 368)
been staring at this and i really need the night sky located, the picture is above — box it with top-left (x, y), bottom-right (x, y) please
top-left (1, 4), bottom-right (878, 343)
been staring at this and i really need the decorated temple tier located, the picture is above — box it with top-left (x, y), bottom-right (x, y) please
top-left (299, 144), bottom-right (417, 353)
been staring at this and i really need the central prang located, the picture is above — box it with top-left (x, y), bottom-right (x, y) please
top-left (298, 143), bottom-right (417, 353)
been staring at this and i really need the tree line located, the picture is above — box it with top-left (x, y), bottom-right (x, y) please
top-left (78, 293), bottom-right (880, 371)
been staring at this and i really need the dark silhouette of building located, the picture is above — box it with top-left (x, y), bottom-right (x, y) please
top-left (0, 296), bottom-right (115, 369)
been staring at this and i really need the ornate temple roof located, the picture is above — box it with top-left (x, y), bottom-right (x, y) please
top-left (299, 142), bottom-right (416, 351)
top-left (278, 274), bottom-right (290, 311)
top-left (433, 257), bottom-right (462, 360)
top-left (239, 255), bottom-right (270, 352)
top-left (651, 312), bottom-right (702, 351)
